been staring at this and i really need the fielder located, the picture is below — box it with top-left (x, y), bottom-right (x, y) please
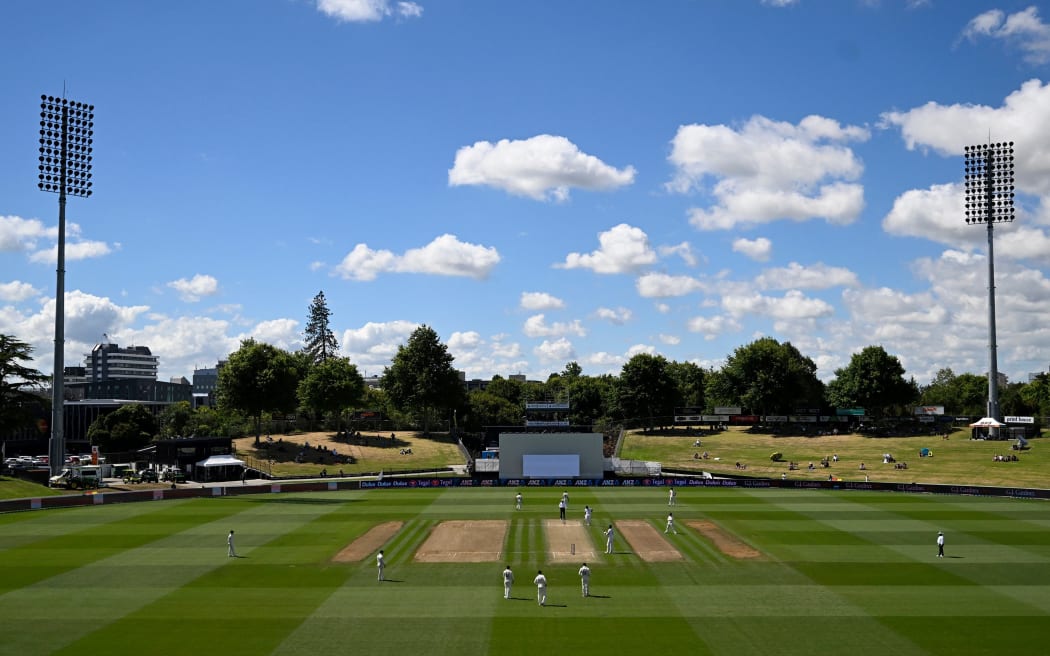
top-left (558, 498), bottom-right (566, 522)
top-left (668, 487), bottom-right (676, 506)
top-left (583, 505), bottom-right (593, 526)
top-left (377, 549), bottom-right (386, 581)
top-left (502, 565), bottom-right (514, 599)
top-left (604, 525), bottom-right (615, 554)
top-left (534, 570), bottom-right (548, 606)
top-left (665, 512), bottom-right (678, 534)
top-left (227, 530), bottom-right (237, 558)
top-left (937, 531), bottom-right (945, 558)
top-left (578, 562), bottom-right (591, 597)
top-left (516, 492), bottom-right (522, 511)
top-left (562, 490), bottom-right (569, 508)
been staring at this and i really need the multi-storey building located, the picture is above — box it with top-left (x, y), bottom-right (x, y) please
top-left (85, 340), bottom-right (158, 381)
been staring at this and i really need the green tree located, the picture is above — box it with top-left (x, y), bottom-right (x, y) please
top-left (567, 374), bottom-right (614, 426)
top-left (464, 390), bottom-right (522, 430)
top-left (825, 346), bottom-right (917, 416)
top-left (1019, 374), bottom-right (1050, 418)
top-left (0, 334), bottom-right (50, 438)
top-left (219, 339), bottom-right (303, 441)
top-left (87, 403), bottom-right (157, 452)
top-left (382, 325), bottom-right (464, 434)
top-left (918, 369), bottom-right (987, 416)
top-left (486, 375), bottom-right (525, 407)
top-left (297, 356), bottom-right (365, 431)
top-left (158, 401), bottom-right (194, 438)
top-left (666, 360), bottom-right (705, 408)
top-left (302, 290), bottom-right (339, 364)
top-left (617, 354), bottom-right (679, 429)
top-left (707, 337), bottom-right (823, 415)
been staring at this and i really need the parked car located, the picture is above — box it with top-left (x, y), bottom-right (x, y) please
top-left (138, 469), bottom-right (159, 483)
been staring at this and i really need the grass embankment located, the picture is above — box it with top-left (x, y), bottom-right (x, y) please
top-left (0, 476), bottom-right (65, 501)
top-left (233, 430), bottom-right (464, 477)
top-left (621, 426), bottom-right (1049, 488)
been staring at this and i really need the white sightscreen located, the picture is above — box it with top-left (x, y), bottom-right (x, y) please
top-left (522, 454), bottom-right (580, 478)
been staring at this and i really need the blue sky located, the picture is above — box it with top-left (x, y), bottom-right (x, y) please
top-left (4, 0), bottom-right (1050, 387)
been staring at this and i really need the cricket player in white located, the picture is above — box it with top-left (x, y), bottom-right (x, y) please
top-left (668, 487), bottom-right (676, 506)
top-left (562, 491), bottom-right (569, 508)
top-left (502, 565), bottom-right (514, 599)
top-left (578, 563), bottom-right (591, 597)
top-left (515, 492), bottom-right (522, 510)
top-left (604, 525), bottom-right (615, 554)
top-left (534, 570), bottom-right (547, 606)
top-left (227, 530), bottom-right (237, 557)
top-left (665, 512), bottom-right (678, 534)
top-left (377, 549), bottom-right (386, 581)
top-left (583, 505), bottom-right (593, 526)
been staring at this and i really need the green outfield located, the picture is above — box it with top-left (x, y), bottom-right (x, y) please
top-left (2, 487), bottom-right (1048, 656)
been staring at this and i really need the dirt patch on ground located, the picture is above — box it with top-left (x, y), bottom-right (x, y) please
top-left (544, 519), bottom-right (598, 563)
top-left (686, 520), bottom-right (762, 559)
top-left (616, 520), bottom-right (683, 562)
top-left (332, 521), bottom-right (403, 563)
top-left (414, 520), bottom-right (508, 563)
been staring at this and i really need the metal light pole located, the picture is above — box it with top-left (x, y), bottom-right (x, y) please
top-left (38, 94), bottom-right (94, 475)
top-left (963, 141), bottom-right (1014, 424)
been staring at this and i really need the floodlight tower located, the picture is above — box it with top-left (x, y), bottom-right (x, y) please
top-left (38, 94), bottom-right (94, 476)
top-left (963, 141), bottom-right (1014, 423)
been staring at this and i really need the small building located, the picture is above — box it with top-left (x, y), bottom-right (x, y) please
top-left (150, 436), bottom-right (240, 482)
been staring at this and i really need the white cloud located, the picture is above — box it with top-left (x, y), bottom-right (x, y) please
top-left (583, 351), bottom-right (625, 371)
top-left (754, 262), bottom-right (860, 290)
top-left (0, 215), bottom-right (51, 252)
top-left (881, 79), bottom-right (1050, 195)
top-left (722, 289), bottom-right (835, 320)
top-left (523, 314), bottom-right (586, 338)
top-left (686, 314), bottom-right (741, 340)
top-left (881, 182), bottom-right (1050, 262)
top-left (520, 291), bottom-right (565, 311)
top-left (658, 241), bottom-right (699, 266)
top-left (626, 343), bottom-right (657, 357)
top-left (658, 333), bottom-right (681, 345)
top-left (167, 274), bottom-right (220, 302)
top-left (0, 281), bottom-right (40, 302)
top-left (448, 330), bottom-right (482, 350)
top-left (533, 337), bottom-right (575, 363)
top-left (761, 0), bottom-right (798, 6)
top-left (559, 224), bottom-right (657, 274)
top-left (732, 237), bottom-right (772, 261)
top-left (448, 134), bottom-right (635, 201)
top-left (635, 272), bottom-right (703, 298)
top-left (243, 319), bottom-right (300, 351)
top-left (668, 114), bottom-right (869, 230)
top-left (342, 320), bottom-right (420, 367)
top-left (316, 0), bottom-right (423, 23)
top-left (594, 306), bottom-right (632, 325)
top-left (961, 6), bottom-right (1050, 65)
top-left (655, 303), bottom-right (671, 314)
top-left (28, 240), bottom-right (115, 264)
top-left (334, 234), bottom-right (500, 281)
